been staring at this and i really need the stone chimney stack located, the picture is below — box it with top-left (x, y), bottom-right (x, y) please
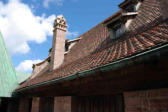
top-left (50, 15), bottom-right (67, 71)
top-left (160, 0), bottom-right (168, 20)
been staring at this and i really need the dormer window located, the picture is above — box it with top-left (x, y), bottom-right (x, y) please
top-left (135, 2), bottom-right (142, 11)
top-left (65, 38), bottom-right (81, 53)
top-left (127, 3), bottom-right (141, 12)
top-left (65, 40), bottom-right (70, 52)
top-left (127, 4), bottom-right (136, 12)
top-left (103, 0), bottom-right (143, 39)
top-left (104, 11), bottom-right (138, 39)
top-left (109, 23), bottom-right (126, 39)
top-left (119, 0), bottom-right (143, 13)
top-left (114, 24), bottom-right (126, 38)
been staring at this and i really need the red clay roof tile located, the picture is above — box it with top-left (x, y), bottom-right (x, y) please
top-left (17, 0), bottom-right (168, 90)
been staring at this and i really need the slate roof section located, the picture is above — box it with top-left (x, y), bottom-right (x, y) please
top-left (17, 0), bottom-right (168, 90)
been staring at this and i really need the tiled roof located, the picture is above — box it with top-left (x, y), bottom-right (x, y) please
top-left (17, 0), bottom-right (168, 90)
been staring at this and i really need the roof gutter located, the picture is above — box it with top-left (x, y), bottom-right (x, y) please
top-left (14, 43), bottom-right (168, 94)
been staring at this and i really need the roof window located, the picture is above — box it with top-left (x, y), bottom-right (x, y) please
top-left (119, 0), bottom-right (142, 13)
top-left (104, 12), bottom-right (137, 39)
top-left (109, 23), bottom-right (126, 39)
top-left (65, 38), bottom-right (81, 53)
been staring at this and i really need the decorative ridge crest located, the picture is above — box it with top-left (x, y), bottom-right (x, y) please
top-left (54, 15), bottom-right (67, 31)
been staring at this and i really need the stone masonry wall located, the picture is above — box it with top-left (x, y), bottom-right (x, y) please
top-left (54, 96), bottom-right (72, 112)
top-left (31, 61), bottom-right (49, 79)
top-left (124, 88), bottom-right (168, 112)
top-left (18, 98), bottom-right (30, 112)
top-left (31, 97), bottom-right (40, 112)
top-left (160, 0), bottom-right (168, 20)
top-left (50, 28), bottom-right (66, 71)
top-left (39, 97), bottom-right (54, 112)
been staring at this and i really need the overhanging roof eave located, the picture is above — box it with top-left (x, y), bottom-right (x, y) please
top-left (13, 42), bottom-right (168, 94)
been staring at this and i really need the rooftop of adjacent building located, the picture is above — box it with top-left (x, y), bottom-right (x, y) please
top-left (15, 0), bottom-right (168, 93)
top-left (0, 32), bottom-right (31, 97)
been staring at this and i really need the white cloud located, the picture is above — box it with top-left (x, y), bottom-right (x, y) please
top-left (16, 59), bottom-right (42, 72)
top-left (0, 0), bottom-right (79, 55)
top-left (67, 30), bottom-right (79, 39)
top-left (43, 0), bottom-right (63, 8)
top-left (43, 0), bottom-right (78, 8)
top-left (0, 0), bottom-right (56, 54)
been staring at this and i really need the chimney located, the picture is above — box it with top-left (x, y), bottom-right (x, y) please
top-left (160, 0), bottom-right (168, 20)
top-left (50, 15), bottom-right (67, 71)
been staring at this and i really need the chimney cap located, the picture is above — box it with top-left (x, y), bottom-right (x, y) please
top-left (54, 15), bottom-right (67, 27)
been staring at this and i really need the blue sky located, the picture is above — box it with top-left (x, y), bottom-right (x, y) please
top-left (0, 0), bottom-right (124, 73)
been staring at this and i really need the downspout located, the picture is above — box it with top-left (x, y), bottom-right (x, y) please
top-left (14, 42), bottom-right (168, 93)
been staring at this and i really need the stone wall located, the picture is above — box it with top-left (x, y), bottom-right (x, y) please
top-left (54, 96), bottom-right (72, 112)
top-left (71, 95), bottom-right (124, 112)
top-left (18, 98), bottom-right (31, 112)
top-left (39, 97), bottom-right (54, 112)
top-left (31, 97), bottom-right (40, 112)
top-left (31, 60), bottom-right (49, 79)
top-left (50, 28), bottom-right (66, 70)
top-left (160, 0), bottom-right (168, 20)
top-left (7, 98), bottom-right (19, 112)
top-left (124, 88), bottom-right (168, 112)
top-left (50, 15), bottom-right (67, 71)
